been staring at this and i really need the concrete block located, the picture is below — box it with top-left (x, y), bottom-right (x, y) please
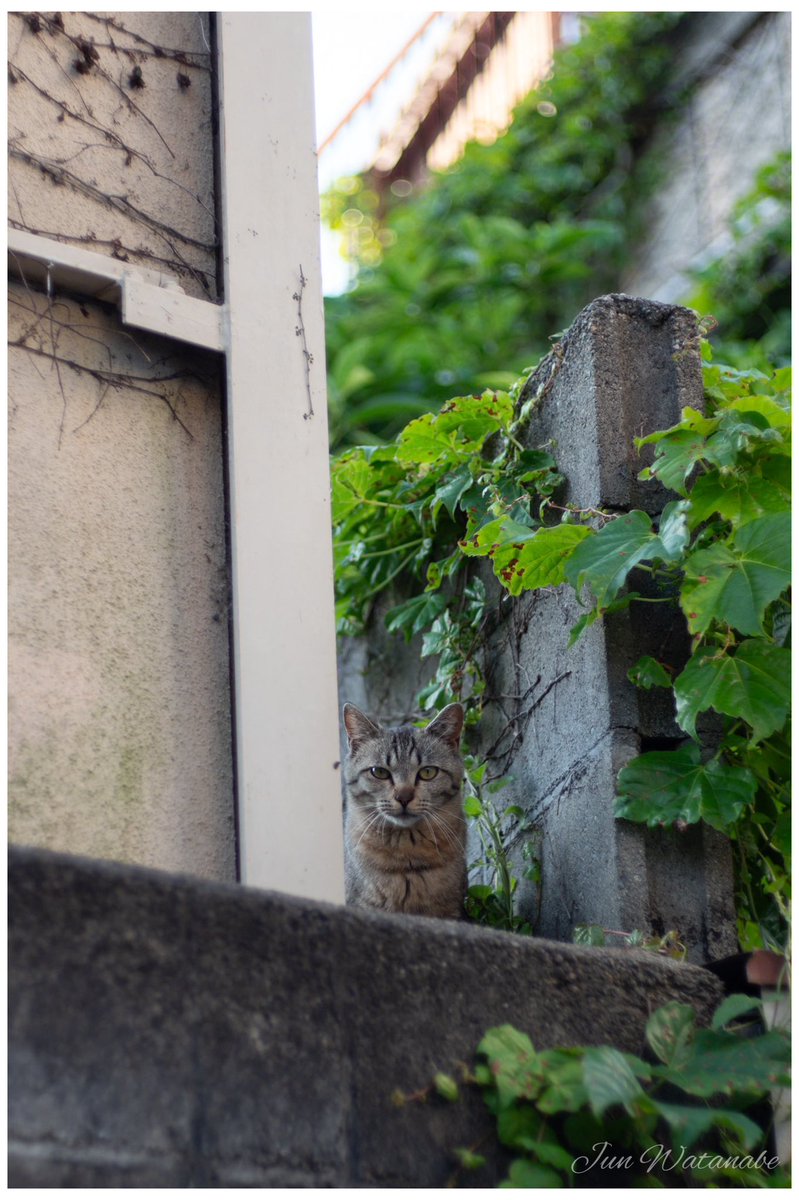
top-left (10, 847), bottom-right (725, 1188)
top-left (518, 293), bottom-right (704, 514)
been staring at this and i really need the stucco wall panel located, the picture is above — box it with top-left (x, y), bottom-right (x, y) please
top-left (8, 284), bottom-right (235, 880)
top-left (8, 11), bottom-right (217, 300)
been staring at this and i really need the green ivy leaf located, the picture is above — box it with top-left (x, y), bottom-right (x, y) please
top-left (656, 499), bottom-right (692, 558)
top-left (425, 550), bottom-right (461, 592)
top-left (646, 1002), bottom-right (696, 1069)
top-left (637, 427), bottom-right (711, 495)
top-left (396, 391), bottom-right (512, 465)
top-left (614, 745), bottom-right (757, 832)
top-left (653, 1101), bottom-right (764, 1151)
top-left (711, 994), bottom-right (763, 1030)
top-left (582, 1046), bottom-right (645, 1117)
top-left (628, 655), bottom-right (673, 690)
top-left (432, 463), bottom-right (474, 519)
top-left (493, 524), bottom-right (592, 595)
top-left (564, 510), bottom-right (685, 608)
top-left (331, 452), bottom-right (375, 521)
top-left (500, 1159), bottom-right (563, 1188)
top-left (523, 1141), bottom-right (576, 1172)
top-left (727, 394), bottom-right (791, 431)
top-left (433, 1072), bottom-right (459, 1102)
top-left (453, 1147), bottom-right (487, 1171)
top-left (680, 513), bottom-right (791, 636)
top-left (464, 795), bottom-right (484, 818)
top-left (477, 1026), bottom-right (542, 1109)
top-left (572, 924), bottom-right (606, 946)
top-left (384, 592), bottom-right (448, 640)
top-left (459, 515), bottom-right (536, 558)
top-left (536, 1048), bottom-right (588, 1114)
top-left (668, 1027), bottom-right (790, 1098)
top-left (686, 472), bottom-right (789, 529)
top-left (674, 640), bottom-right (791, 743)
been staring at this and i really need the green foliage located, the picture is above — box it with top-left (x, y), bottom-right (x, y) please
top-left (331, 377), bottom-right (561, 709)
top-left (573, 925), bottom-right (687, 960)
top-left (324, 12), bottom-right (684, 447)
top-left (610, 355), bottom-right (792, 952)
top-left (451, 998), bottom-right (790, 1187)
top-left (332, 345), bottom-right (791, 952)
top-left (463, 758), bottom-right (540, 934)
top-left (684, 153), bottom-right (791, 368)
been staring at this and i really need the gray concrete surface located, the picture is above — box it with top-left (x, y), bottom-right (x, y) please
top-left (9, 846), bottom-right (725, 1187)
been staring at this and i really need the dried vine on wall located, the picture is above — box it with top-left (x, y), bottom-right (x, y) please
top-left (8, 12), bottom-right (223, 446)
top-left (8, 11), bottom-right (217, 299)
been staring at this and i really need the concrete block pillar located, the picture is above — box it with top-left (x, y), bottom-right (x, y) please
top-left (482, 294), bottom-right (737, 962)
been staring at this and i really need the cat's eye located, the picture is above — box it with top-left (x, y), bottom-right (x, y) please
top-left (370, 766), bottom-right (391, 780)
top-left (417, 766), bottom-right (439, 780)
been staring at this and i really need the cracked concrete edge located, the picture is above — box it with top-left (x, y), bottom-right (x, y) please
top-left (9, 845), bottom-right (725, 1187)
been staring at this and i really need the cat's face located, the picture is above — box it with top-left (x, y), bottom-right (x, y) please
top-left (343, 703), bottom-right (465, 831)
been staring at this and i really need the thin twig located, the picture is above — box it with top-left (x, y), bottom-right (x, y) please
top-left (293, 265), bottom-right (314, 420)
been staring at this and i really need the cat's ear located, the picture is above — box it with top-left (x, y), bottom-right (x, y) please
top-left (426, 703), bottom-right (464, 748)
top-left (343, 703), bottom-right (381, 748)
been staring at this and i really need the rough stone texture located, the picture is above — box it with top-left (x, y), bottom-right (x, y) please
top-left (621, 12), bottom-right (791, 303)
top-left (517, 293), bottom-right (705, 515)
top-left (339, 295), bottom-right (739, 964)
top-left (8, 11), bottom-right (218, 300)
top-left (8, 288), bottom-right (235, 882)
top-left (9, 846), bottom-right (725, 1188)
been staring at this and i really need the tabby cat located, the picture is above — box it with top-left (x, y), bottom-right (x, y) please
top-left (342, 702), bottom-right (467, 919)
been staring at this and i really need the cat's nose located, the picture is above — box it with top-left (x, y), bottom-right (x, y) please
top-left (395, 786), bottom-right (414, 809)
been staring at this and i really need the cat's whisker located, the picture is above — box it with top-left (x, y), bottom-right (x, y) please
top-left (419, 809), bottom-right (448, 856)
top-left (353, 807), bottom-right (384, 851)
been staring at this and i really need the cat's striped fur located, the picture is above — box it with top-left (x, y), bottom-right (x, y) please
top-left (342, 703), bottom-right (467, 919)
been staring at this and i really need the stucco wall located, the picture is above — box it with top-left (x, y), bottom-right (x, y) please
top-left (8, 286), bottom-right (235, 879)
top-left (621, 12), bottom-right (791, 302)
top-left (8, 11), bottom-right (217, 299)
top-left (8, 11), bottom-right (235, 880)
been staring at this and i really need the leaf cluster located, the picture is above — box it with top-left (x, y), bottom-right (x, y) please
top-left (463, 758), bottom-right (540, 935)
top-left (452, 997), bottom-right (790, 1187)
top-left (684, 152), bottom-right (791, 369)
top-left (332, 345), bottom-right (791, 951)
top-left (324, 12), bottom-right (684, 448)
top-left (332, 381), bottom-right (561, 711)
top-left (456, 351), bottom-right (791, 951)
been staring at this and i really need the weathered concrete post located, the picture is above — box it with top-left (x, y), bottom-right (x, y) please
top-left (477, 295), bottom-right (737, 962)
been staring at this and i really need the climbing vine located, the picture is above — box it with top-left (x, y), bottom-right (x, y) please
top-left (332, 342), bottom-right (791, 954)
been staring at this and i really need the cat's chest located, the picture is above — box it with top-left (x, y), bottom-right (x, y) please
top-left (358, 823), bottom-right (458, 872)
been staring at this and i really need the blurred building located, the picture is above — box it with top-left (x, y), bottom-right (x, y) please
top-left (371, 11), bottom-right (560, 193)
top-left (362, 11), bottom-right (790, 304)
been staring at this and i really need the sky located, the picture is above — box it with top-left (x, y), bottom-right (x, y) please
top-left (311, 11), bottom-right (455, 293)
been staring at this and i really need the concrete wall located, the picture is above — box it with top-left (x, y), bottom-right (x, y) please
top-left (9, 846), bottom-right (724, 1187)
top-left (339, 295), bottom-right (739, 964)
top-left (8, 12), bottom-right (235, 880)
top-left (621, 12), bottom-right (791, 303)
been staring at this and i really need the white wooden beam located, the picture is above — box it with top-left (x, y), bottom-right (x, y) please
top-left (7, 228), bottom-right (225, 352)
top-left (216, 14), bottom-right (346, 902)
